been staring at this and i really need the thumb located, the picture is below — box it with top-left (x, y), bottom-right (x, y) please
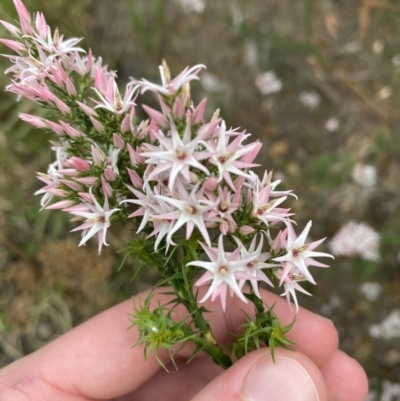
top-left (191, 348), bottom-right (327, 401)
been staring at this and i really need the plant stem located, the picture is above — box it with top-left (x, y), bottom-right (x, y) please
top-left (167, 266), bottom-right (233, 369)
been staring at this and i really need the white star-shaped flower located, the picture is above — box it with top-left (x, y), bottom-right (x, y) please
top-left (273, 221), bottom-right (334, 285)
top-left (206, 121), bottom-right (259, 191)
top-left (155, 182), bottom-right (213, 247)
top-left (234, 234), bottom-right (279, 297)
top-left (70, 189), bottom-right (120, 254)
top-left (189, 235), bottom-right (254, 311)
top-left (141, 117), bottom-right (211, 192)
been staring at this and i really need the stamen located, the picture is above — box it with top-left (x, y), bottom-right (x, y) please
top-left (219, 265), bottom-right (228, 276)
top-left (186, 205), bottom-right (197, 215)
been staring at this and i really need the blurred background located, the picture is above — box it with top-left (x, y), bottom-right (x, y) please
top-left (0, 0), bottom-right (399, 398)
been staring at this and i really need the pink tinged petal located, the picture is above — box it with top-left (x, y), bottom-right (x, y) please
top-left (104, 168), bottom-right (117, 182)
top-left (296, 221), bottom-right (313, 246)
top-left (46, 188), bottom-right (68, 197)
top-left (63, 204), bottom-right (92, 213)
top-left (68, 157), bottom-right (90, 172)
top-left (91, 144), bottom-right (104, 166)
top-left (78, 192), bottom-right (95, 203)
top-left (239, 225), bottom-right (255, 235)
top-left (45, 200), bottom-right (75, 210)
top-left (199, 276), bottom-right (223, 304)
top-left (186, 220), bottom-right (195, 239)
top-left (78, 223), bottom-right (103, 247)
top-left (121, 109), bottom-right (134, 132)
top-left (57, 169), bottom-right (79, 177)
top-left (305, 259), bottom-right (330, 268)
top-left (204, 176), bottom-right (218, 191)
top-left (97, 230), bottom-right (105, 254)
top-left (54, 98), bottom-right (71, 115)
top-left (46, 121), bottom-right (64, 136)
top-left (127, 144), bottom-right (137, 165)
top-left (214, 283), bottom-right (228, 311)
top-left (19, 113), bottom-right (47, 128)
top-left (142, 105), bottom-right (168, 127)
top-left (307, 237), bottom-right (327, 251)
top-left (240, 141), bottom-right (262, 163)
top-left (172, 98), bottom-right (185, 119)
top-left (0, 39), bottom-right (25, 54)
top-left (127, 168), bottom-right (143, 188)
top-left (75, 177), bottom-right (98, 186)
top-left (35, 12), bottom-right (48, 39)
top-left (113, 133), bottom-right (125, 149)
top-left (59, 121), bottom-right (82, 139)
top-left (158, 95), bottom-right (171, 115)
top-left (76, 101), bottom-right (97, 117)
top-left (101, 175), bottom-right (113, 198)
top-left (192, 98), bottom-right (207, 124)
top-left (0, 20), bottom-right (21, 37)
top-left (194, 270), bottom-right (214, 286)
top-left (60, 179), bottom-right (83, 191)
top-left (90, 116), bottom-right (105, 132)
top-left (65, 78), bottom-right (77, 97)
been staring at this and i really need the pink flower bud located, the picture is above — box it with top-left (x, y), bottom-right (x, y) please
top-left (76, 101), bottom-right (97, 117)
top-left (60, 179), bottom-right (83, 192)
top-left (190, 172), bottom-right (200, 183)
top-left (142, 105), bottom-right (168, 127)
top-left (65, 78), bottom-right (77, 97)
top-left (46, 120), bottom-right (64, 136)
top-left (239, 225), bottom-right (255, 235)
top-left (113, 133), bottom-right (125, 149)
top-left (68, 157), bottom-right (90, 172)
top-left (101, 175), bottom-right (113, 198)
top-left (46, 200), bottom-right (75, 210)
top-left (172, 98), bottom-right (185, 119)
top-left (64, 203), bottom-right (92, 213)
top-left (91, 144), bottom-right (104, 166)
top-left (220, 221), bottom-right (229, 235)
top-left (127, 168), bottom-right (143, 188)
top-left (47, 188), bottom-right (68, 197)
top-left (158, 95), bottom-right (171, 116)
top-left (193, 98), bottom-right (207, 124)
top-left (0, 20), bottom-right (21, 37)
top-left (19, 113), bottom-right (47, 128)
top-left (104, 168), bottom-right (117, 182)
top-left (0, 39), bottom-right (25, 54)
top-left (57, 169), bottom-right (80, 177)
top-left (59, 121), bottom-right (82, 139)
top-left (54, 98), bottom-right (71, 115)
top-left (120, 114), bottom-right (130, 133)
top-left (204, 176), bottom-right (218, 192)
top-left (90, 116), bottom-right (105, 132)
top-left (78, 192), bottom-right (94, 203)
top-left (35, 12), bottom-right (47, 40)
top-left (75, 177), bottom-right (98, 186)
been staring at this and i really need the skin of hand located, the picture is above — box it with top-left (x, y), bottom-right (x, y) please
top-left (0, 287), bottom-right (368, 401)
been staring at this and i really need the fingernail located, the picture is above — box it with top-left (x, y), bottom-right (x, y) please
top-left (241, 355), bottom-right (320, 401)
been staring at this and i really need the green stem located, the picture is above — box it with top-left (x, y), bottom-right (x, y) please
top-left (168, 270), bottom-right (233, 369)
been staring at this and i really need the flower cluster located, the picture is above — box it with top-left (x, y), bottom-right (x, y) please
top-left (1, 0), bottom-right (334, 367)
top-left (329, 221), bottom-right (380, 262)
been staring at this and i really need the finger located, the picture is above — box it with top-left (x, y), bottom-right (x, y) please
top-left (319, 350), bottom-right (368, 401)
top-left (120, 356), bottom-right (224, 401)
top-left (0, 287), bottom-right (338, 400)
top-left (190, 348), bottom-right (328, 401)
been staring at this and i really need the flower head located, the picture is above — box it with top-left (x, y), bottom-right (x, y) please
top-left (273, 221), bottom-right (333, 285)
top-left (189, 235), bottom-right (253, 310)
top-left (69, 189), bottom-right (120, 253)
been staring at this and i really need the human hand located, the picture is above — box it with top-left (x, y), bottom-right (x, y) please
top-left (0, 288), bottom-right (368, 401)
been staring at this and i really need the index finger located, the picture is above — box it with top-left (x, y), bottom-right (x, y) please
top-left (0, 287), bottom-right (338, 400)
